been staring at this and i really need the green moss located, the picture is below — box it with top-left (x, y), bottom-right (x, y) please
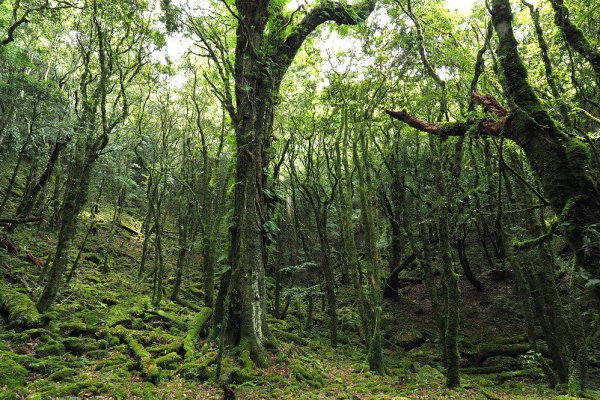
top-left (63, 336), bottom-right (100, 354)
top-left (35, 340), bottom-right (65, 357)
top-left (95, 353), bottom-right (130, 370)
top-left (47, 367), bottom-right (77, 381)
top-left (0, 283), bottom-right (41, 327)
top-left (155, 352), bottom-right (181, 368)
top-left (148, 309), bottom-right (188, 330)
top-left (132, 317), bottom-right (145, 330)
top-left (35, 380), bottom-right (103, 398)
top-left (106, 305), bottom-right (131, 327)
top-left (183, 307), bottom-right (212, 360)
top-left (113, 325), bottom-right (161, 383)
top-left (289, 355), bottom-right (327, 388)
top-left (149, 338), bottom-right (183, 355)
top-left (0, 355), bottom-right (27, 388)
top-left (177, 360), bottom-right (211, 382)
top-left (85, 349), bottom-right (110, 359)
top-left (272, 330), bottom-right (309, 346)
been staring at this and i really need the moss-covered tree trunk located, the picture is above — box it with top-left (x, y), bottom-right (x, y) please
top-left (334, 138), bottom-right (371, 343)
top-left (354, 131), bottom-right (384, 373)
top-left (490, 0), bottom-right (600, 300)
top-left (549, 0), bottom-right (600, 82)
top-left (37, 135), bottom-right (106, 311)
top-left (16, 136), bottom-right (67, 219)
top-left (218, 0), bottom-right (375, 367)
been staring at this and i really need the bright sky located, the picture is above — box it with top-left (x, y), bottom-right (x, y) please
top-left (445, 0), bottom-right (478, 13)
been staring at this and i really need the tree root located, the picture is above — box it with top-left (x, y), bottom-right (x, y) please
top-left (113, 325), bottom-right (161, 383)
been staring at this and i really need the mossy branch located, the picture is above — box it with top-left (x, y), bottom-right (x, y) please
top-left (549, 0), bottom-right (600, 81)
top-left (184, 307), bottom-right (212, 361)
top-left (385, 93), bottom-right (506, 138)
top-left (276, 0), bottom-right (375, 70)
top-left (113, 325), bottom-right (161, 383)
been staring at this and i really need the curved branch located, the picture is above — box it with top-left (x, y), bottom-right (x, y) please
top-left (0, 14), bottom-right (30, 47)
top-left (276, 0), bottom-right (375, 69)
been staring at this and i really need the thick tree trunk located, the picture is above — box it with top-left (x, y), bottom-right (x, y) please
top-left (222, 124), bottom-right (271, 364)
top-left (218, 0), bottom-right (374, 370)
top-left (491, 0), bottom-right (600, 297)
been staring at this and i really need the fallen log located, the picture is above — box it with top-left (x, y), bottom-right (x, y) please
top-left (147, 309), bottom-right (188, 330)
top-left (117, 222), bottom-right (139, 236)
top-left (24, 253), bottom-right (44, 268)
top-left (174, 296), bottom-right (203, 312)
top-left (113, 325), bottom-right (161, 383)
top-left (0, 234), bottom-right (18, 255)
top-left (184, 307), bottom-right (212, 361)
top-left (0, 283), bottom-right (41, 327)
top-left (0, 216), bottom-right (44, 226)
top-left (461, 342), bottom-right (550, 366)
top-left (155, 351), bottom-right (181, 368)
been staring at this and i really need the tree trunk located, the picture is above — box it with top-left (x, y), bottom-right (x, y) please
top-left (218, 0), bottom-right (375, 370)
top-left (37, 142), bottom-right (101, 311)
top-left (491, 0), bottom-right (600, 298)
top-left (16, 137), bottom-right (66, 219)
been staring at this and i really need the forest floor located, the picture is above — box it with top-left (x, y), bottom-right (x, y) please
top-left (1, 206), bottom-right (599, 399)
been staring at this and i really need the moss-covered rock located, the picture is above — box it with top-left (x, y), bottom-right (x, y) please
top-left (0, 355), bottom-right (27, 388)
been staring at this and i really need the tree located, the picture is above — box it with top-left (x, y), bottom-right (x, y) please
top-left (386, 0), bottom-right (599, 392)
top-left (37, 0), bottom-right (157, 311)
top-left (214, 0), bottom-right (376, 366)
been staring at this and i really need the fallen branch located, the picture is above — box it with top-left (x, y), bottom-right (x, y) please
top-left (113, 325), bottom-right (161, 383)
top-left (0, 216), bottom-right (44, 226)
top-left (117, 222), bottom-right (139, 236)
top-left (24, 253), bottom-right (44, 269)
top-left (461, 342), bottom-right (550, 366)
top-left (147, 309), bottom-right (188, 330)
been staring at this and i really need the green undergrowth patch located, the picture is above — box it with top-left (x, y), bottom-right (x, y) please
top-left (1, 212), bottom-right (597, 399)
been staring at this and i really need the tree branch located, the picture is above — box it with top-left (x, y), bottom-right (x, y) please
top-left (276, 0), bottom-right (375, 70)
top-left (0, 13), bottom-right (30, 47)
top-left (385, 93), bottom-right (507, 138)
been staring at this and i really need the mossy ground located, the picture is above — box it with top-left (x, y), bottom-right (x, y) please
top-left (0, 205), bottom-right (599, 399)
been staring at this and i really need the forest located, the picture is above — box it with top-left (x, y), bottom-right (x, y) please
top-left (0, 0), bottom-right (599, 398)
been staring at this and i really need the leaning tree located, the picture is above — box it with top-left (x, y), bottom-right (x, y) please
top-left (386, 0), bottom-right (599, 392)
